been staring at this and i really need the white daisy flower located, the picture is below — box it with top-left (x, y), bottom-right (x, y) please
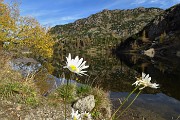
top-left (71, 109), bottom-right (81, 120)
top-left (81, 111), bottom-right (92, 120)
top-left (132, 72), bottom-right (159, 90)
top-left (63, 53), bottom-right (89, 76)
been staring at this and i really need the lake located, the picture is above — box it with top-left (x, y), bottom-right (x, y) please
top-left (11, 50), bottom-right (180, 119)
top-left (52, 51), bottom-right (180, 119)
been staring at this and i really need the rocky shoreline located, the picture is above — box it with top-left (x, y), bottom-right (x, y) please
top-left (0, 98), bottom-right (171, 120)
top-left (0, 100), bottom-right (71, 120)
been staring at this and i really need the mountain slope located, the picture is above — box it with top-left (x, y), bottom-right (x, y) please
top-left (147, 3), bottom-right (180, 40)
top-left (116, 4), bottom-right (180, 57)
top-left (50, 7), bottom-right (163, 51)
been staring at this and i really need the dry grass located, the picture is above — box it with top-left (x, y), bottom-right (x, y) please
top-left (0, 50), bottom-right (41, 106)
top-left (0, 51), bottom-right (22, 83)
top-left (91, 87), bottom-right (112, 120)
top-left (48, 83), bottom-right (112, 119)
top-left (0, 50), bottom-right (112, 119)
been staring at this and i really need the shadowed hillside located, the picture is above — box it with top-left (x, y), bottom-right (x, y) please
top-left (116, 4), bottom-right (180, 56)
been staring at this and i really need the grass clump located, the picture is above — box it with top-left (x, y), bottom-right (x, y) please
top-left (0, 81), bottom-right (39, 106)
top-left (0, 50), bottom-right (41, 107)
top-left (77, 84), bottom-right (92, 96)
top-left (90, 88), bottom-right (112, 119)
top-left (48, 83), bottom-right (77, 106)
top-left (48, 83), bottom-right (111, 120)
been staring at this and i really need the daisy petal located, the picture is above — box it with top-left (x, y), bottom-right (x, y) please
top-left (133, 72), bottom-right (159, 90)
top-left (64, 54), bottom-right (89, 76)
top-left (77, 58), bottom-right (83, 67)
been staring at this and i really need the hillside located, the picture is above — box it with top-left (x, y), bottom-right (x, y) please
top-left (116, 4), bottom-right (180, 57)
top-left (50, 7), bottom-right (163, 51)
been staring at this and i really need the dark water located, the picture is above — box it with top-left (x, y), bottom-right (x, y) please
top-left (52, 51), bottom-right (180, 119)
top-left (112, 53), bottom-right (180, 119)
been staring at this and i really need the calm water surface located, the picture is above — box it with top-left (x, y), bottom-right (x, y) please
top-left (52, 52), bottom-right (180, 119)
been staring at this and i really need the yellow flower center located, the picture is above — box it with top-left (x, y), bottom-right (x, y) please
top-left (84, 113), bottom-right (88, 117)
top-left (70, 65), bottom-right (77, 72)
top-left (73, 116), bottom-right (77, 120)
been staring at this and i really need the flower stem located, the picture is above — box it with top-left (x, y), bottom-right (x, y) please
top-left (110, 86), bottom-right (139, 120)
top-left (64, 77), bottom-right (70, 120)
top-left (64, 97), bottom-right (67, 120)
top-left (116, 90), bottom-right (142, 119)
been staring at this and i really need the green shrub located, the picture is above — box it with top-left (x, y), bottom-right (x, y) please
top-left (49, 84), bottom-right (77, 103)
top-left (77, 85), bottom-right (92, 96)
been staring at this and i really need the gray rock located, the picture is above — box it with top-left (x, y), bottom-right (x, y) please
top-left (73, 95), bottom-right (95, 112)
top-left (10, 57), bottom-right (41, 76)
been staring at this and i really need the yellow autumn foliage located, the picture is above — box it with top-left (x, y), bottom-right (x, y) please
top-left (17, 17), bottom-right (55, 58)
top-left (0, 1), bottom-right (16, 43)
top-left (0, 0), bottom-right (54, 58)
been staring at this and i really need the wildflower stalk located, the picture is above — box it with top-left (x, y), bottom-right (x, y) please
top-left (64, 73), bottom-right (71, 120)
top-left (63, 53), bottom-right (89, 119)
top-left (64, 79), bottom-right (68, 120)
top-left (116, 90), bottom-right (142, 119)
top-left (64, 72), bottom-right (74, 120)
top-left (64, 97), bottom-right (67, 119)
top-left (110, 86), bottom-right (139, 120)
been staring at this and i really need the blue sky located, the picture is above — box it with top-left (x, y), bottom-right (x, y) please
top-left (5, 0), bottom-right (180, 26)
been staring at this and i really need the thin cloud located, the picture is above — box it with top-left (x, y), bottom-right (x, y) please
top-left (131, 0), bottom-right (146, 5)
top-left (172, 0), bottom-right (180, 4)
top-left (5, 0), bottom-right (179, 26)
top-left (150, 0), bottom-right (160, 3)
top-left (41, 15), bottom-right (82, 26)
top-left (131, 0), bottom-right (180, 8)
top-left (132, 0), bottom-right (163, 5)
top-left (60, 16), bottom-right (80, 21)
top-left (103, 0), bottom-right (123, 9)
top-left (26, 10), bottom-right (63, 18)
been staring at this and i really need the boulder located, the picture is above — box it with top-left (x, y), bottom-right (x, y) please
top-left (72, 95), bottom-right (95, 112)
top-left (144, 48), bottom-right (155, 58)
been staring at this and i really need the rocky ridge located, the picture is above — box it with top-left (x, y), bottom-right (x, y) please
top-left (116, 4), bottom-right (180, 55)
top-left (50, 7), bottom-right (163, 51)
